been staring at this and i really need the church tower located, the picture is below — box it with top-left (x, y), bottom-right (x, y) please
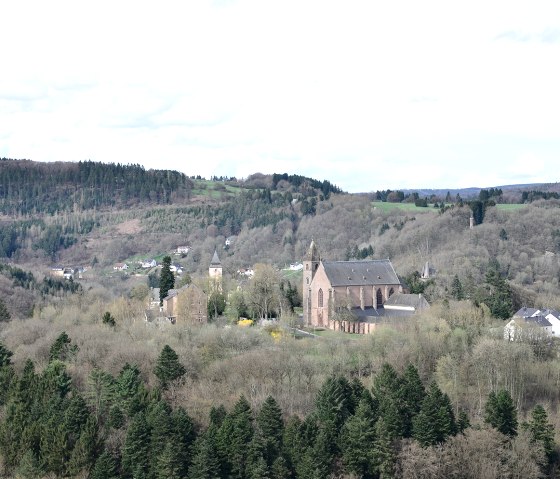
top-left (303, 240), bottom-right (320, 325)
top-left (209, 249), bottom-right (222, 290)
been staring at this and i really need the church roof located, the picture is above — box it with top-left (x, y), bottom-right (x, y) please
top-left (322, 259), bottom-right (400, 287)
top-left (210, 249), bottom-right (221, 266)
top-left (384, 293), bottom-right (430, 310)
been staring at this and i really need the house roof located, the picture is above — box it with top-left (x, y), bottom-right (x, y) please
top-left (210, 249), bottom-right (221, 266)
top-left (350, 306), bottom-right (416, 320)
top-left (520, 316), bottom-right (552, 328)
top-left (514, 307), bottom-right (539, 318)
top-left (384, 293), bottom-right (430, 310)
top-left (322, 259), bottom-right (400, 287)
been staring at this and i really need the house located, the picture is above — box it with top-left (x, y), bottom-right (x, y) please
top-left (237, 268), bottom-right (254, 278)
top-left (176, 246), bottom-right (190, 255)
top-left (506, 307), bottom-right (560, 338)
top-left (288, 263), bottom-right (304, 271)
top-left (225, 237), bottom-right (234, 247)
top-left (113, 263), bottom-right (128, 271)
top-left (162, 284), bottom-right (208, 324)
top-left (504, 316), bottom-right (553, 341)
top-left (303, 240), bottom-right (418, 334)
top-left (51, 266), bottom-right (64, 277)
top-left (170, 263), bottom-right (183, 274)
top-left (63, 268), bottom-right (74, 280)
top-left (140, 259), bottom-right (157, 268)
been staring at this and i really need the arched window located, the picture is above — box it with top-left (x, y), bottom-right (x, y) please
top-left (318, 289), bottom-right (324, 308)
top-left (389, 288), bottom-right (394, 297)
top-left (376, 289), bottom-right (383, 308)
top-left (306, 264), bottom-right (309, 270)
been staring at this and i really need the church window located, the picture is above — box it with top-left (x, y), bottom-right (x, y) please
top-left (306, 277), bottom-right (309, 285)
top-left (306, 264), bottom-right (309, 270)
top-left (318, 289), bottom-right (323, 307)
top-left (376, 289), bottom-right (383, 308)
top-left (389, 288), bottom-right (394, 297)
top-left (315, 263), bottom-right (319, 271)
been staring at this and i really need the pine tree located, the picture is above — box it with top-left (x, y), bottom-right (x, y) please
top-left (154, 345), bottom-right (186, 390)
top-left (0, 298), bottom-right (11, 322)
top-left (315, 375), bottom-right (353, 430)
top-left (400, 364), bottom-right (425, 437)
top-left (122, 412), bottom-right (151, 477)
top-left (412, 381), bottom-right (456, 447)
top-left (451, 275), bottom-right (464, 300)
top-left (340, 397), bottom-right (376, 477)
top-left (189, 434), bottom-right (222, 479)
top-left (49, 331), bottom-right (78, 362)
top-left (90, 450), bottom-right (117, 479)
top-left (156, 441), bottom-right (184, 479)
top-left (170, 406), bottom-right (197, 474)
top-left (256, 396), bottom-right (284, 466)
top-left (457, 410), bottom-right (470, 434)
top-left (271, 455), bottom-right (291, 479)
top-left (372, 418), bottom-right (395, 479)
top-left (218, 395), bottom-right (254, 479)
top-left (159, 255), bottom-right (175, 305)
top-left (147, 400), bottom-right (173, 473)
top-left (0, 340), bottom-right (13, 366)
top-left (484, 389), bottom-right (518, 437)
top-left (67, 415), bottom-right (100, 476)
top-left (525, 404), bottom-right (555, 462)
top-left (373, 363), bottom-right (406, 438)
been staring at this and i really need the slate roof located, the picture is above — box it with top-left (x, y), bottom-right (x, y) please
top-left (351, 307), bottom-right (415, 320)
top-left (521, 316), bottom-right (552, 327)
top-left (322, 260), bottom-right (400, 287)
top-left (384, 293), bottom-right (429, 310)
top-left (210, 250), bottom-right (221, 266)
top-left (514, 307), bottom-right (539, 318)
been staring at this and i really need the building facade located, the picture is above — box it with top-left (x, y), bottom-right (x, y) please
top-left (303, 240), bottom-right (403, 330)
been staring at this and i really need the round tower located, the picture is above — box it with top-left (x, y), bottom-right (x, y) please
top-left (303, 240), bottom-right (320, 325)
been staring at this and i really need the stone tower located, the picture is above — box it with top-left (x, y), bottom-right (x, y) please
top-left (209, 249), bottom-right (222, 290)
top-left (303, 240), bottom-right (320, 325)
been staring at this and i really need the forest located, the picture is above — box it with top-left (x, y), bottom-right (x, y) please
top-left (1, 159), bottom-right (560, 477)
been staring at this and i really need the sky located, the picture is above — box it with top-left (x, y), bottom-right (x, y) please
top-left (0, 1), bottom-right (559, 193)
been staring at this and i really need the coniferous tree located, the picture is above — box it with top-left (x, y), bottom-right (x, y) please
top-left (90, 450), bottom-right (118, 479)
top-left (315, 375), bottom-right (354, 430)
top-left (67, 415), bottom-right (100, 476)
top-left (412, 381), bottom-right (456, 447)
top-left (122, 412), bottom-right (151, 477)
top-left (373, 363), bottom-right (406, 438)
top-left (372, 417), bottom-right (395, 479)
top-left (484, 389), bottom-right (518, 437)
top-left (525, 405), bottom-right (555, 462)
top-left (156, 441), bottom-right (184, 479)
top-left (49, 331), bottom-right (78, 362)
top-left (154, 345), bottom-right (186, 390)
top-left (0, 340), bottom-right (13, 366)
top-left (457, 410), bottom-right (471, 434)
top-left (189, 433), bottom-right (222, 479)
top-left (340, 397), bottom-right (377, 478)
top-left (400, 364), bottom-right (425, 437)
top-left (451, 275), bottom-right (464, 300)
top-left (159, 256), bottom-right (175, 305)
top-left (0, 298), bottom-right (11, 321)
top-left (256, 396), bottom-right (284, 466)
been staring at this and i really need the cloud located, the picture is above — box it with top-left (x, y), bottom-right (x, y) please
top-left (495, 27), bottom-right (560, 43)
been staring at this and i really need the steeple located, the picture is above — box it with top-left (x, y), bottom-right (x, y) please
top-left (210, 249), bottom-right (221, 266)
top-left (209, 249), bottom-right (223, 285)
top-left (305, 239), bottom-right (320, 262)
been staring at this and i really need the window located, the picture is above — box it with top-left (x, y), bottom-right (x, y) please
top-left (318, 288), bottom-right (323, 308)
top-left (376, 289), bottom-right (383, 308)
top-left (389, 288), bottom-right (394, 297)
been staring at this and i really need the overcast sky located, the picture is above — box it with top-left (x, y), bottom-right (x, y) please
top-left (1, 1), bottom-right (559, 192)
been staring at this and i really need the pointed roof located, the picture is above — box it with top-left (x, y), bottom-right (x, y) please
top-left (305, 239), bottom-right (320, 262)
top-left (210, 249), bottom-right (221, 267)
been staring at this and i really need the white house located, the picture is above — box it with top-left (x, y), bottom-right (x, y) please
top-left (504, 316), bottom-right (553, 341)
top-left (505, 307), bottom-right (560, 340)
top-left (176, 246), bottom-right (190, 255)
top-left (170, 263), bottom-right (183, 274)
top-left (113, 263), bottom-right (128, 271)
top-left (140, 259), bottom-right (157, 268)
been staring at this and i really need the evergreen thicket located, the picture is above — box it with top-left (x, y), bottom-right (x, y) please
top-left (6, 334), bottom-right (542, 479)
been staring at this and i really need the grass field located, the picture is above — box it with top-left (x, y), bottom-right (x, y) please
top-left (495, 203), bottom-right (527, 211)
top-left (372, 201), bottom-right (439, 212)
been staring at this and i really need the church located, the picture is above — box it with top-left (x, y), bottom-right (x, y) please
top-left (303, 240), bottom-right (426, 334)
